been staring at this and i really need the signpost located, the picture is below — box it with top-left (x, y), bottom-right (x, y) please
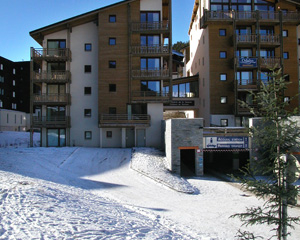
top-left (205, 136), bottom-right (249, 149)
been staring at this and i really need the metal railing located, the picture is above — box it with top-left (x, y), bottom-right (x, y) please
top-left (131, 91), bottom-right (170, 102)
top-left (32, 48), bottom-right (71, 60)
top-left (32, 71), bottom-right (71, 83)
top-left (132, 69), bottom-right (170, 78)
top-left (33, 94), bottom-right (71, 104)
top-left (32, 116), bottom-right (70, 127)
top-left (131, 45), bottom-right (169, 55)
top-left (237, 79), bottom-right (256, 86)
top-left (131, 21), bottom-right (169, 32)
top-left (202, 10), bottom-right (300, 27)
top-left (99, 114), bottom-right (151, 126)
top-left (236, 34), bottom-right (280, 45)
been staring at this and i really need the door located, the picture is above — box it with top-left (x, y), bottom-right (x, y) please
top-left (126, 128), bottom-right (135, 148)
top-left (136, 129), bottom-right (146, 147)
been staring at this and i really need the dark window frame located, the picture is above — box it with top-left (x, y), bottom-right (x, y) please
top-left (220, 51), bottom-right (227, 59)
top-left (283, 52), bottom-right (289, 59)
top-left (109, 38), bottom-right (116, 45)
top-left (220, 96), bottom-right (227, 104)
top-left (109, 15), bottom-right (116, 23)
top-left (84, 87), bottom-right (92, 95)
top-left (85, 43), bottom-right (92, 51)
top-left (220, 73), bottom-right (227, 81)
top-left (219, 29), bottom-right (226, 36)
top-left (109, 61), bottom-right (116, 69)
top-left (85, 131), bottom-right (92, 140)
top-left (106, 131), bottom-right (112, 138)
top-left (84, 65), bottom-right (92, 73)
top-left (84, 109), bottom-right (92, 117)
top-left (109, 84), bottom-right (117, 92)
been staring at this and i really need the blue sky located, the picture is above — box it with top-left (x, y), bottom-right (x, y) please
top-left (1, 0), bottom-right (194, 62)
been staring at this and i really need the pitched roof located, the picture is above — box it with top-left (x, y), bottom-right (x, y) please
top-left (30, 0), bottom-right (135, 45)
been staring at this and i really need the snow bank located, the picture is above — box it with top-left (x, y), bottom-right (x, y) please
top-left (0, 131), bottom-right (40, 148)
top-left (131, 148), bottom-right (197, 194)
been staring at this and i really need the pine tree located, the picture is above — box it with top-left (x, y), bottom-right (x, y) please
top-left (231, 68), bottom-right (300, 240)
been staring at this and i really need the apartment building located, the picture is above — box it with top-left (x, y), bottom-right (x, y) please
top-left (30, 0), bottom-right (172, 148)
top-left (0, 57), bottom-right (30, 113)
top-left (187, 0), bottom-right (300, 127)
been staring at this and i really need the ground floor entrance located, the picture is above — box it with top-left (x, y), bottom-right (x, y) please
top-left (180, 149), bottom-right (196, 176)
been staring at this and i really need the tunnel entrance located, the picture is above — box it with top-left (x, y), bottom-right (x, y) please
top-left (180, 149), bottom-right (196, 176)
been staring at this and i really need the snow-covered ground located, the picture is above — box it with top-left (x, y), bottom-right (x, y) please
top-left (0, 131), bottom-right (300, 239)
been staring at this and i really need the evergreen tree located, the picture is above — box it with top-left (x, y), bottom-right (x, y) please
top-left (172, 41), bottom-right (189, 52)
top-left (231, 68), bottom-right (300, 240)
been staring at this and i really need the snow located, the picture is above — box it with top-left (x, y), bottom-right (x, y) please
top-left (0, 131), bottom-right (300, 239)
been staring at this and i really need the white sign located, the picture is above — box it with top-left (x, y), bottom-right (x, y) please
top-left (205, 137), bottom-right (249, 149)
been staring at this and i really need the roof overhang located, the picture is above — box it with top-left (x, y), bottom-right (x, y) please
top-left (30, 0), bottom-right (135, 46)
top-left (286, 0), bottom-right (300, 6)
top-left (188, 0), bottom-right (199, 35)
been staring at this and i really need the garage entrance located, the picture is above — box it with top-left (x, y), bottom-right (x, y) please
top-left (203, 150), bottom-right (249, 174)
top-left (180, 149), bottom-right (196, 176)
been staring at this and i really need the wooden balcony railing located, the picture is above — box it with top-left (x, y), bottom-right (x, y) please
top-left (131, 45), bottom-right (169, 55)
top-left (132, 69), bottom-right (170, 79)
top-left (131, 21), bottom-right (169, 32)
top-left (32, 48), bottom-right (71, 61)
top-left (32, 71), bottom-right (71, 83)
top-left (237, 105), bottom-right (257, 115)
top-left (202, 10), bottom-right (300, 28)
top-left (131, 91), bottom-right (170, 103)
top-left (236, 35), bottom-right (280, 45)
top-left (99, 114), bottom-right (151, 127)
top-left (237, 79), bottom-right (257, 91)
top-left (260, 57), bottom-right (281, 69)
top-left (33, 94), bottom-right (71, 104)
top-left (32, 116), bottom-right (70, 127)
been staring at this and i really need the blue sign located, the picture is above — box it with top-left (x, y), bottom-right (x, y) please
top-left (239, 58), bottom-right (257, 68)
top-left (205, 137), bottom-right (249, 149)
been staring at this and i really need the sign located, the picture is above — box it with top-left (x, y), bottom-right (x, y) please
top-left (205, 137), bottom-right (249, 149)
top-left (238, 58), bottom-right (257, 68)
top-left (166, 100), bottom-right (195, 106)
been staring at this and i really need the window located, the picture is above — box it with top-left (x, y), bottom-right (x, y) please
top-left (219, 29), bottom-right (226, 36)
top-left (109, 61), bottom-right (116, 68)
top-left (109, 15), bottom-right (116, 23)
top-left (236, 48), bottom-right (252, 57)
top-left (0, 76), bottom-right (4, 83)
top-left (298, 38), bottom-right (300, 45)
top-left (284, 74), bottom-right (290, 82)
top-left (283, 52), bottom-right (289, 59)
top-left (0, 64), bottom-right (3, 70)
top-left (220, 119), bottom-right (228, 127)
top-left (0, 100), bottom-right (2, 108)
top-left (13, 91), bottom-right (15, 98)
top-left (221, 96), bottom-right (227, 104)
top-left (109, 84), bottom-right (116, 92)
top-left (85, 131), bottom-right (92, 140)
top-left (85, 44), bottom-right (92, 51)
top-left (141, 58), bottom-right (160, 70)
top-left (84, 109), bottom-right (92, 117)
top-left (12, 103), bottom-right (17, 109)
top-left (220, 74), bottom-right (227, 81)
top-left (220, 51), bottom-right (227, 59)
top-left (48, 129), bottom-right (66, 147)
top-left (109, 107), bottom-right (117, 114)
top-left (141, 81), bottom-right (160, 94)
top-left (84, 87), bottom-right (92, 95)
top-left (13, 80), bottom-right (15, 86)
top-left (109, 38), bottom-right (116, 45)
top-left (284, 96), bottom-right (290, 103)
top-left (106, 131), bottom-right (112, 138)
top-left (85, 65), bottom-right (92, 73)
top-left (13, 68), bottom-right (16, 75)
top-left (282, 30), bottom-right (288, 37)
top-left (141, 12), bottom-right (160, 23)
top-left (141, 35), bottom-right (160, 46)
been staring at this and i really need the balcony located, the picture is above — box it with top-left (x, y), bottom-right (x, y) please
top-left (201, 10), bottom-right (300, 28)
top-left (33, 94), bottom-right (71, 105)
top-left (236, 35), bottom-right (280, 46)
top-left (32, 116), bottom-right (70, 128)
top-left (260, 57), bottom-right (281, 69)
top-left (131, 91), bottom-right (170, 103)
top-left (131, 45), bottom-right (169, 56)
top-left (132, 69), bottom-right (170, 80)
top-left (131, 21), bottom-right (169, 33)
top-left (99, 114), bottom-right (151, 127)
top-left (237, 79), bottom-right (257, 91)
top-left (32, 71), bottom-right (71, 83)
top-left (32, 48), bottom-right (71, 61)
top-left (237, 105), bottom-right (257, 116)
